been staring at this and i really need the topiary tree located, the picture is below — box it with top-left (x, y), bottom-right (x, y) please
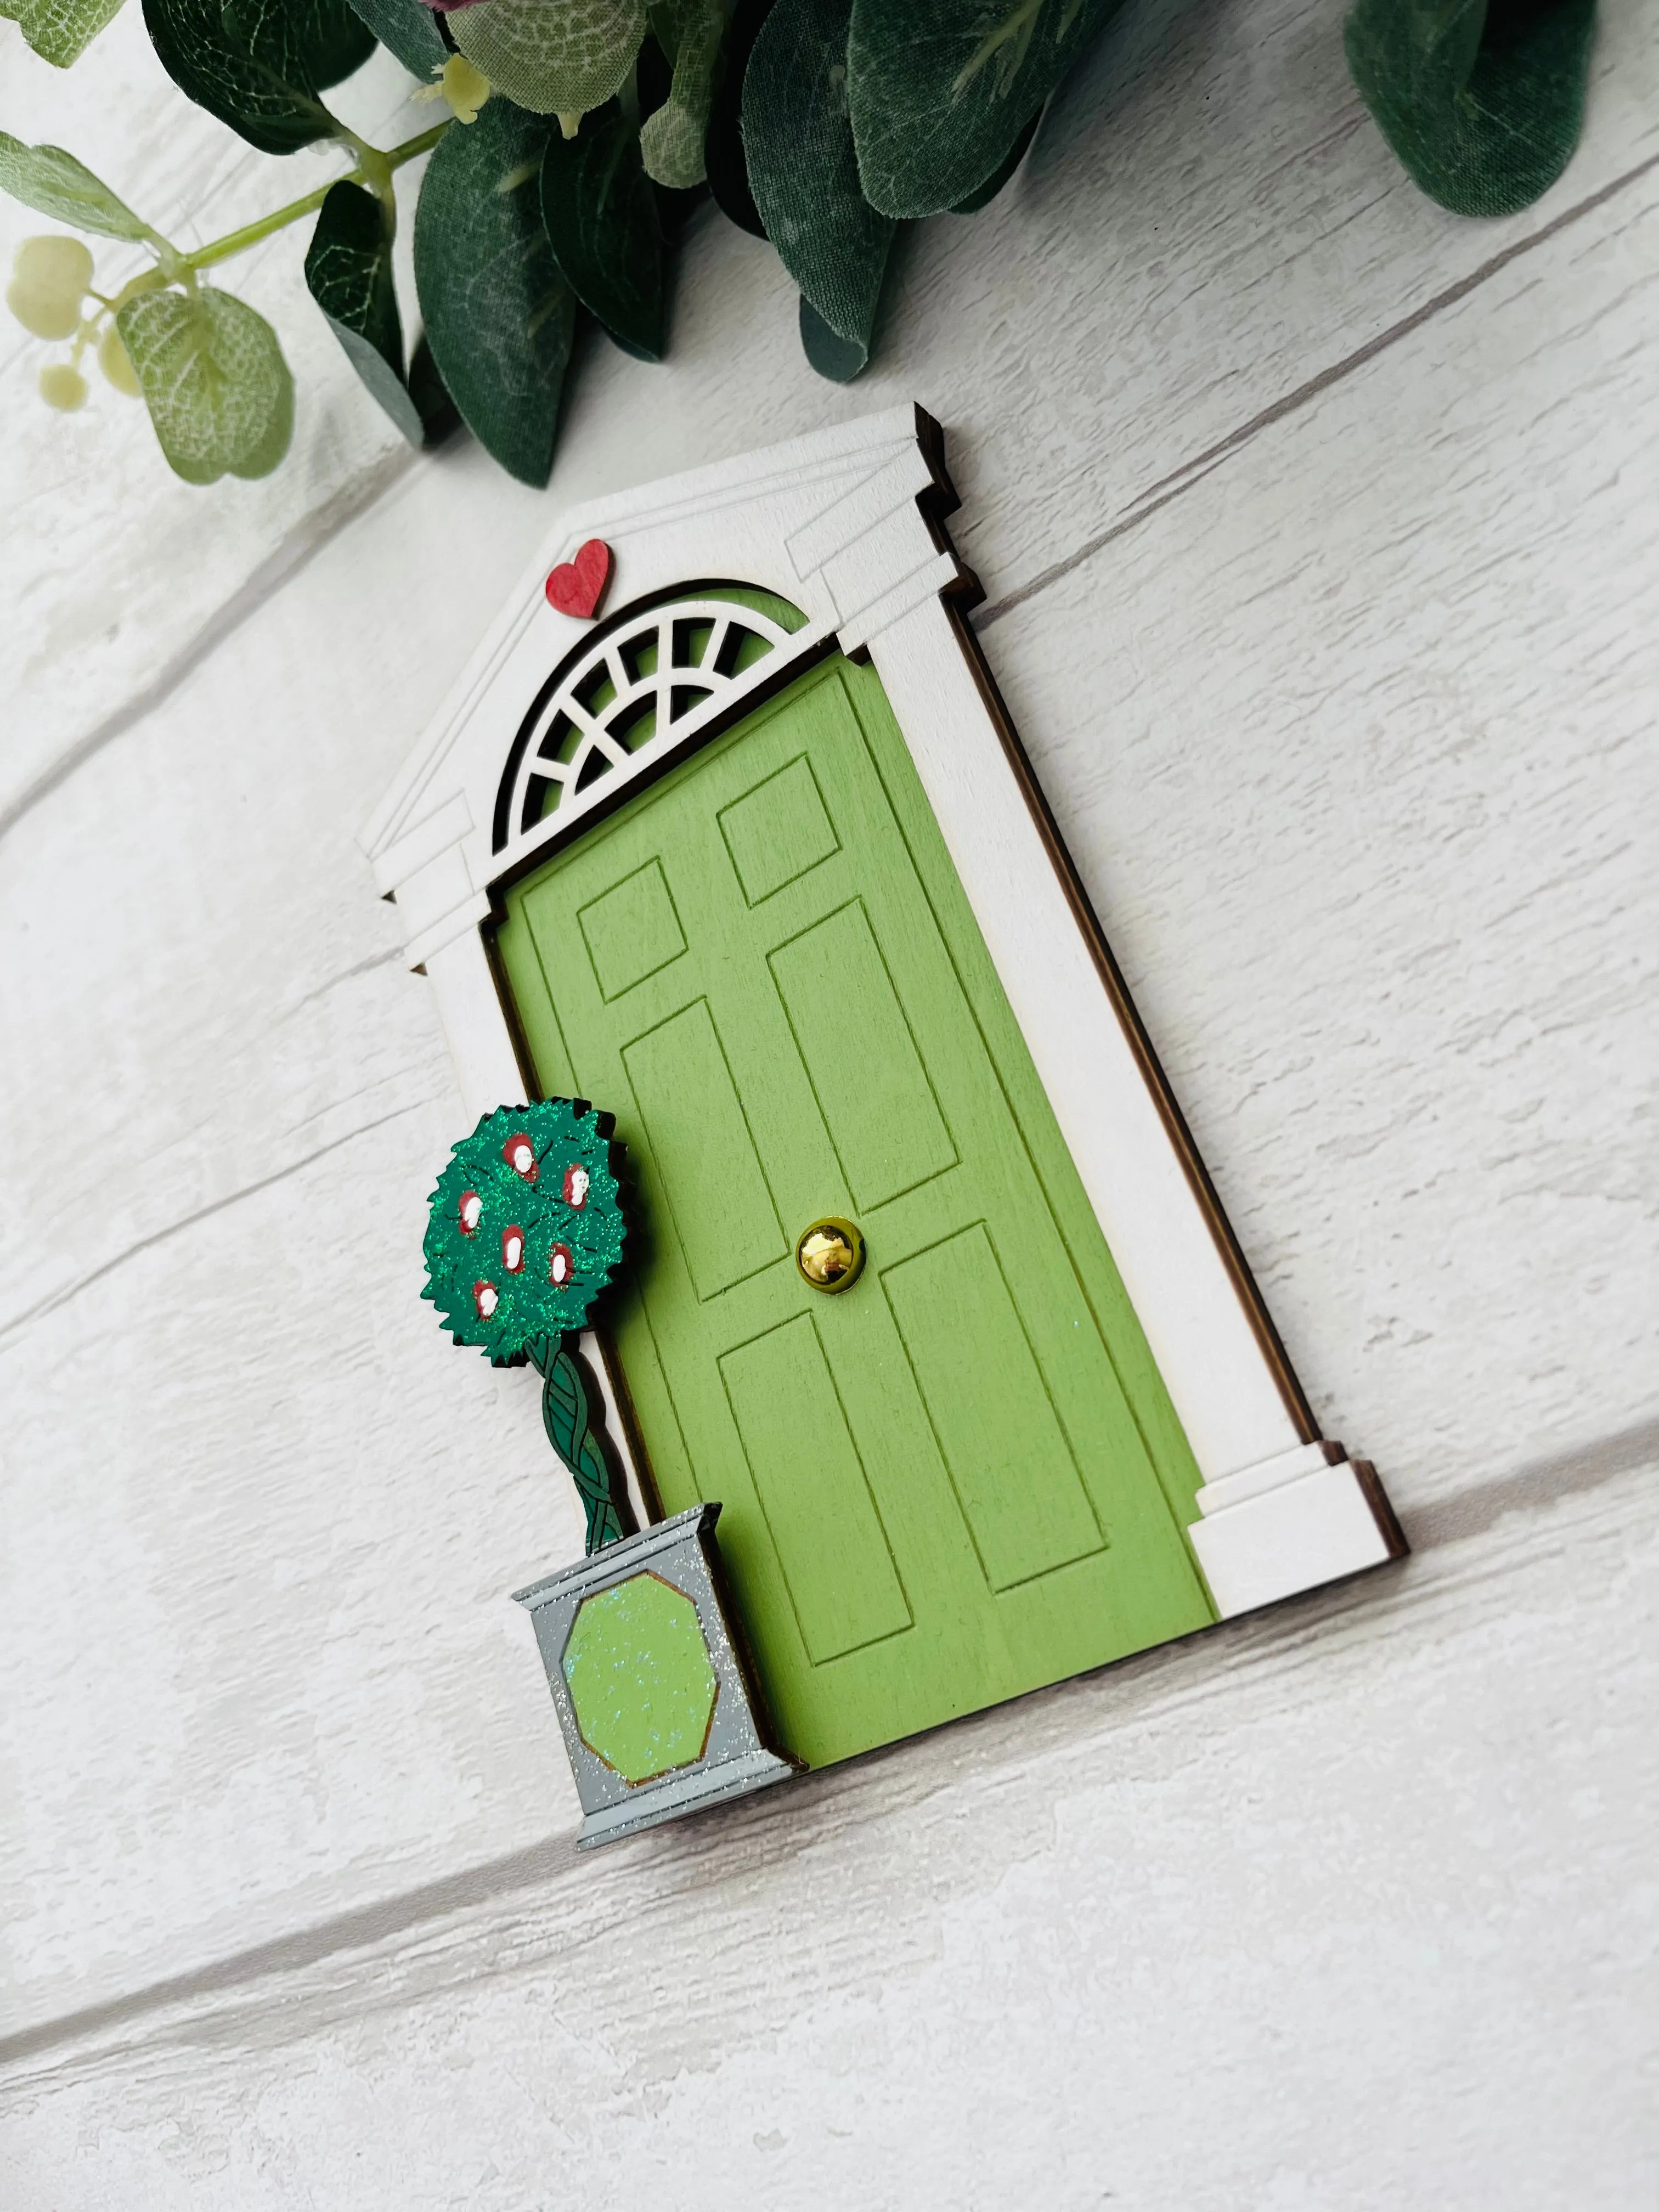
top-left (423, 1098), bottom-right (634, 1554)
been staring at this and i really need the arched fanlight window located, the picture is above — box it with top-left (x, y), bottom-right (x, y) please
top-left (492, 583), bottom-right (817, 881)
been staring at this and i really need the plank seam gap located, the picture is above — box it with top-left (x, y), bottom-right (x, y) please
top-left (0, 447), bottom-right (419, 852)
top-left (978, 145), bottom-right (1659, 628)
top-left (5, 1419), bottom-right (1654, 2073)
top-left (0, 1096), bottom-right (437, 1352)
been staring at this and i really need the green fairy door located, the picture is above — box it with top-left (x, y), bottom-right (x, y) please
top-left (495, 652), bottom-right (1215, 1767)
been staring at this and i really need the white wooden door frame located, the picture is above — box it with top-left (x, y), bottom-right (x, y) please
top-left (363, 404), bottom-right (1403, 1618)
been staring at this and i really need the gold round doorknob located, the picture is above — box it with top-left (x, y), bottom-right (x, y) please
top-left (795, 1217), bottom-right (865, 1293)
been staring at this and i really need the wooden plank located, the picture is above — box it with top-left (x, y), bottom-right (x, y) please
top-left (2, 1454), bottom-right (1654, 2206)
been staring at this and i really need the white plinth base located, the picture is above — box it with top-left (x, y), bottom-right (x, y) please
top-left (1188, 1440), bottom-right (1406, 1618)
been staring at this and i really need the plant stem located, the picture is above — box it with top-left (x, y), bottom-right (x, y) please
top-left (182, 123), bottom-right (452, 273)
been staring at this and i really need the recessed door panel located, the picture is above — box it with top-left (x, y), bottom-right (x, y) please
top-left (721, 1314), bottom-right (913, 1664)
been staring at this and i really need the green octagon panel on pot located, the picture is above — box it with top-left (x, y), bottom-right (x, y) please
top-left (562, 1571), bottom-right (720, 1784)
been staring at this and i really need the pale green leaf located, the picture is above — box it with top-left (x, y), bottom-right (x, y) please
top-left (0, 0), bottom-right (125, 66)
top-left (117, 286), bottom-right (295, 484)
top-left (449, 0), bottom-right (647, 121)
top-left (640, 0), bottom-right (723, 187)
top-left (0, 133), bottom-right (152, 240)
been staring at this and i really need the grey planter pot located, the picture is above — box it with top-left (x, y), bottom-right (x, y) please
top-left (514, 1503), bottom-right (800, 1849)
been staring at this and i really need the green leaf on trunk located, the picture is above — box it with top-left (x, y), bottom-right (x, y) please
top-left (449, 0), bottom-right (647, 122)
top-left (342, 0), bottom-right (446, 76)
top-left (743, 0), bottom-right (894, 352)
top-left (117, 285), bottom-right (295, 483)
top-left (304, 180), bottom-right (424, 446)
top-left (540, 1340), bottom-right (632, 1554)
top-left (540, 101), bottom-right (664, 360)
top-left (142, 0), bottom-right (360, 155)
top-left (0, 134), bottom-right (153, 239)
top-left (1345, 0), bottom-right (1595, 217)
top-left (847, 0), bottom-right (1124, 219)
top-left (0, 0), bottom-right (126, 67)
top-left (639, 0), bottom-right (724, 187)
top-left (413, 97), bottom-right (577, 486)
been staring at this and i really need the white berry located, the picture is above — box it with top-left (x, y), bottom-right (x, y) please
top-left (39, 363), bottom-right (89, 412)
top-left (8, 236), bottom-right (94, 341)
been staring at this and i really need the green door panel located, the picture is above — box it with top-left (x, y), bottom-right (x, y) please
top-left (621, 1000), bottom-right (787, 1299)
top-left (720, 1313), bottom-right (915, 1663)
top-left (769, 900), bottom-right (957, 1208)
top-left (495, 651), bottom-right (1215, 1768)
top-left (883, 1224), bottom-right (1105, 1593)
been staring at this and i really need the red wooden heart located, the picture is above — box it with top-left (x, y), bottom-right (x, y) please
top-left (545, 538), bottom-right (613, 620)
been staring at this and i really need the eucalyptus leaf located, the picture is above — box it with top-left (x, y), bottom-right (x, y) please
top-left (449, 0), bottom-right (647, 122)
top-left (117, 284), bottom-right (295, 483)
top-left (539, 101), bottom-right (664, 360)
top-left (639, 0), bottom-right (723, 187)
top-left (222, 0), bottom-right (375, 95)
top-left (798, 290), bottom-right (870, 380)
top-left (142, 0), bottom-right (335, 154)
top-left (0, 134), bottom-right (153, 240)
top-left (949, 102), bottom-right (1038, 211)
top-left (1345, 0), bottom-right (1595, 217)
top-left (743, 0), bottom-right (894, 351)
top-left (342, 0), bottom-right (446, 76)
top-left (304, 180), bottom-right (424, 445)
top-left (0, 0), bottom-right (125, 67)
top-left (409, 330), bottom-right (461, 443)
top-left (413, 97), bottom-right (577, 485)
top-left (847, 0), bottom-right (1124, 219)
top-left (705, 0), bottom-right (772, 236)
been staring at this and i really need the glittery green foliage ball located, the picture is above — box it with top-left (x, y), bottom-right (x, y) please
top-left (423, 1101), bottom-right (626, 1359)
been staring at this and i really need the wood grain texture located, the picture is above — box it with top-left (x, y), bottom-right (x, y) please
top-left (1, 0), bottom-right (1656, 2190)
top-left (3, 1460), bottom-right (1655, 2205)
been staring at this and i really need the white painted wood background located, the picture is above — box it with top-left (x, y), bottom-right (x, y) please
top-left (1, 0), bottom-right (1655, 2197)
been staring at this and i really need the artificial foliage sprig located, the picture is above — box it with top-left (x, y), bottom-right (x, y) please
top-left (1, 0), bottom-right (1600, 488)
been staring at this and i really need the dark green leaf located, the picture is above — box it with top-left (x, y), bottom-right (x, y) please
top-left (743, 0), bottom-right (894, 350)
top-left (448, 0), bottom-right (647, 121)
top-left (222, 0), bottom-right (374, 93)
top-left (409, 331), bottom-right (461, 444)
top-left (142, 0), bottom-right (337, 154)
top-left (706, 0), bottom-right (772, 235)
top-left (540, 1340), bottom-right (633, 1554)
top-left (0, 133), bottom-right (153, 239)
top-left (117, 285), bottom-right (294, 483)
top-left (847, 0), bottom-right (1124, 219)
top-left (413, 97), bottom-right (577, 486)
top-left (1345, 0), bottom-right (1595, 217)
top-left (539, 101), bottom-right (664, 360)
top-left (304, 180), bottom-right (424, 445)
top-left (342, 0), bottom-right (445, 77)
top-left (799, 289), bottom-right (871, 380)
top-left (0, 0), bottom-right (126, 68)
top-left (949, 101), bottom-right (1039, 211)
